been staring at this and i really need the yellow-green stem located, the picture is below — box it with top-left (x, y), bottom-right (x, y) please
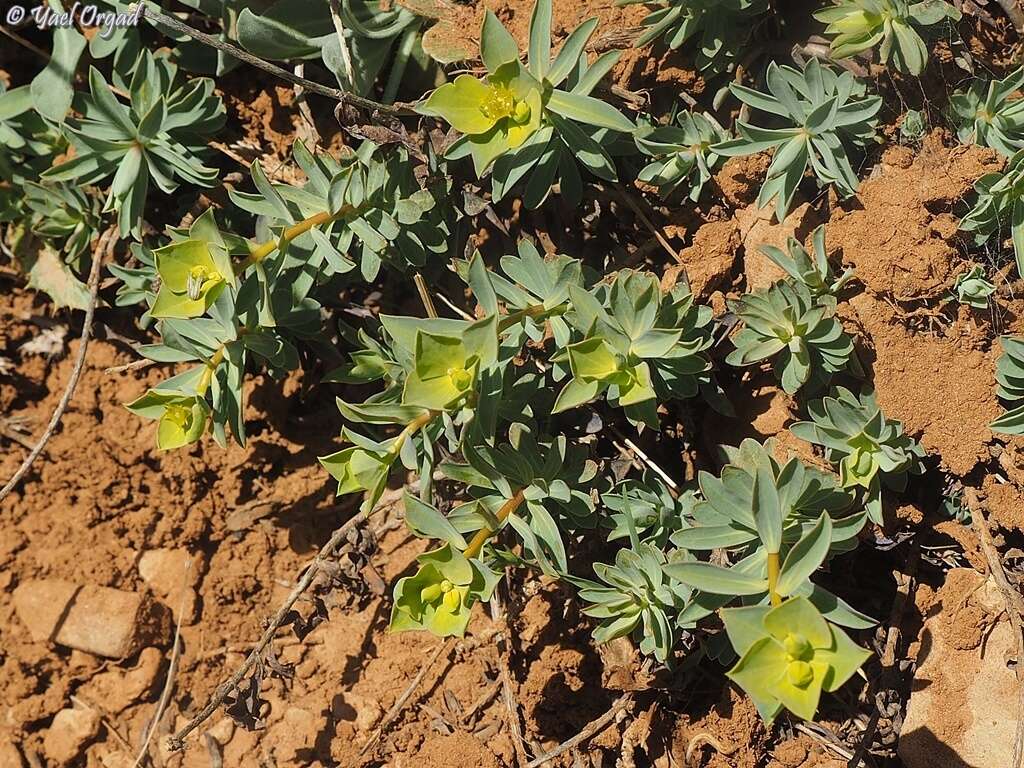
top-left (388, 409), bottom-right (439, 458)
top-left (463, 488), bottom-right (526, 559)
top-left (197, 345), bottom-right (227, 396)
top-left (236, 208), bottom-right (348, 273)
top-left (767, 551), bottom-right (782, 607)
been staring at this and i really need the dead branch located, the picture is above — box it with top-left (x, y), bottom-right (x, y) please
top-left (612, 185), bottom-right (683, 265)
top-left (0, 229), bottom-right (113, 504)
top-left (167, 493), bottom-right (389, 751)
top-left (139, 6), bottom-right (414, 116)
top-left (525, 691), bottom-right (634, 768)
top-left (965, 488), bottom-right (1024, 768)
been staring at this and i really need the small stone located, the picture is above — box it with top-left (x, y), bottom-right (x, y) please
top-left (207, 718), bottom-right (235, 746)
top-left (269, 707), bottom-right (319, 763)
top-left (43, 708), bottom-right (101, 764)
top-left (14, 580), bottom-right (171, 658)
top-left (138, 549), bottom-right (203, 625)
top-left (0, 742), bottom-right (25, 768)
top-left (342, 693), bottom-right (381, 733)
top-left (12, 579), bottom-right (78, 642)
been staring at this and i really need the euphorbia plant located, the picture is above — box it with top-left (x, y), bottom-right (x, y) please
top-left (952, 265), bottom-right (995, 309)
top-left (990, 335), bottom-right (1024, 434)
top-left (713, 58), bottom-right (881, 222)
top-left (790, 386), bottom-right (926, 523)
top-left (552, 269), bottom-right (714, 427)
top-left (619, 0), bottom-right (769, 74)
top-left (666, 439), bottom-right (874, 721)
top-left (722, 596), bottom-right (870, 722)
top-left (418, 0), bottom-right (636, 207)
top-left (758, 225), bottom-right (853, 301)
top-left (43, 53), bottom-right (224, 240)
top-left (814, 0), bottom-right (960, 75)
top-left (634, 110), bottom-right (731, 201)
top-left (960, 148), bottom-right (1024, 277)
top-left (726, 280), bottom-right (854, 394)
top-left (951, 67), bottom-right (1024, 158)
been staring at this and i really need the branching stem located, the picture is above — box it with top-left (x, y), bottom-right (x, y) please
top-left (236, 209), bottom-right (346, 273)
top-left (498, 303), bottom-right (567, 333)
top-left (464, 489), bottom-right (526, 559)
top-left (139, 6), bottom-right (416, 116)
top-left (196, 345), bottom-right (228, 397)
top-left (388, 410), bottom-right (439, 458)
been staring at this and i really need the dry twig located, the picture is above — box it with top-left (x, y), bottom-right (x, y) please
top-left (359, 639), bottom-right (454, 756)
top-left (965, 488), bottom-right (1024, 768)
top-left (168, 496), bottom-right (384, 750)
top-left (612, 186), bottom-right (683, 265)
top-left (490, 590), bottom-right (530, 766)
top-left (327, 0), bottom-right (357, 90)
top-left (848, 545), bottom-right (918, 768)
top-left (0, 229), bottom-right (113, 504)
top-left (139, 6), bottom-right (414, 116)
top-left (104, 358), bottom-right (158, 375)
top-left (525, 691), bottom-right (634, 768)
top-left (684, 731), bottom-right (734, 765)
top-left (133, 564), bottom-right (191, 768)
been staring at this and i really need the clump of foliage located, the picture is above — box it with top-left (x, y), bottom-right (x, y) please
top-left (572, 543), bottom-right (691, 663)
top-left (814, 0), bottom-right (960, 75)
top-left (634, 111), bottom-right (731, 200)
top-left (419, 0), bottom-right (635, 207)
top-left (552, 269), bottom-right (714, 427)
top-left (726, 280), bottom-right (855, 394)
top-left (667, 439), bottom-right (873, 721)
top-left (758, 225), bottom-right (853, 300)
top-left (952, 265), bottom-right (995, 309)
top-left (991, 335), bottom-right (1024, 434)
top-left (713, 58), bottom-right (882, 222)
top-left (619, 0), bottom-right (769, 74)
top-left (959, 148), bottom-right (1024, 277)
top-left (722, 596), bottom-right (870, 722)
top-left (44, 52), bottom-right (224, 240)
top-left (951, 67), bottom-right (1024, 157)
top-left (791, 387), bottom-right (926, 523)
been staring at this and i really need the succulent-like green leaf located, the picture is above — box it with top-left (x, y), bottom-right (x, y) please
top-left (815, 0), bottom-right (959, 75)
top-left (713, 59), bottom-right (880, 221)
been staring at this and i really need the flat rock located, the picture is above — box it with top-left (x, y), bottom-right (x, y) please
top-left (736, 201), bottom-right (821, 292)
top-left (899, 568), bottom-right (1017, 768)
top-left (43, 707), bottom-right (101, 764)
top-left (13, 579), bottom-right (171, 658)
